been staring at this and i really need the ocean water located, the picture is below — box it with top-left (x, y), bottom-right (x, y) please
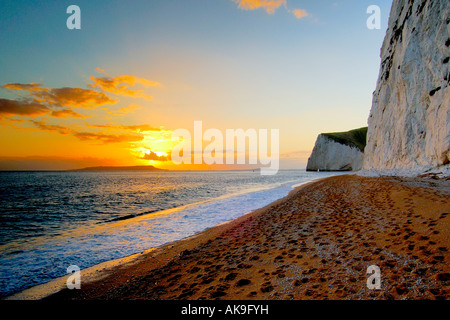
top-left (0, 170), bottom-right (340, 297)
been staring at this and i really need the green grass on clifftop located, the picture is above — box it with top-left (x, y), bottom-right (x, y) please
top-left (322, 127), bottom-right (368, 152)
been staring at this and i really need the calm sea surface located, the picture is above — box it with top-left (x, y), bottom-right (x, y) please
top-left (0, 170), bottom-right (340, 297)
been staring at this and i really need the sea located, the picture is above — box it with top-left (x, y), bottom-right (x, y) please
top-left (0, 170), bottom-right (340, 297)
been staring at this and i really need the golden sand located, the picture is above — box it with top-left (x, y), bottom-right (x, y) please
top-left (46, 175), bottom-right (449, 300)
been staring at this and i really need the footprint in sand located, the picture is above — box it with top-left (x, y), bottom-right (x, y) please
top-left (235, 279), bottom-right (251, 287)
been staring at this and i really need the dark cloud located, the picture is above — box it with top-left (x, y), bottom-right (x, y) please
top-left (1, 69), bottom-right (161, 122)
top-left (2, 82), bottom-right (117, 119)
top-left (50, 108), bottom-right (89, 119)
top-left (0, 98), bottom-right (49, 116)
top-left (33, 87), bottom-right (117, 109)
top-left (1, 71), bottom-right (164, 148)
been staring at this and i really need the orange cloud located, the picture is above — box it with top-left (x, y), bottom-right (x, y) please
top-left (0, 117), bottom-right (25, 124)
top-left (35, 87), bottom-right (117, 109)
top-left (73, 131), bottom-right (144, 144)
top-left (121, 124), bottom-right (162, 132)
top-left (3, 83), bottom-right (46, 92)
top-left (1, 72), bottom-right (165, 152)
top-left (3, 83), bottom-right (117, 111)
top-left (106, 103), bottom-right (141, 116)
top-left (96, 67), bottom-right (106, 74)
top-left (50, 108), bottom-right (89, 119)
top-left (0, 98), bottom-right (49, 116)
top-left (119, 104), bottom-right (141, 113)
top-left (2, 70), bottom-right (160, 122)
top-left (233, 0), bottom-right (309, 19)
top-left (27, 118), bottom-right (146, 144)
top-left (292, 8), bottom-right (308, 19)
top-left (29, 120), bottom-right (71, 135)
top-left (141, 150), bottom-right (170, 161)
top-left (233, 0), bottom-right (286, 14)
top-left (88, 123), bottom-right (162, 132)
top-left (89, 71), bottom-right (161, 100)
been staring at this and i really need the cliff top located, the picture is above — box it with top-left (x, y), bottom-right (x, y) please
top-left (322, 127), bottom-right (368, 152)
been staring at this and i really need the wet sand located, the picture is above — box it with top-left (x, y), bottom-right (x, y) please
top-left (46, 175), bottom-right (449, 300)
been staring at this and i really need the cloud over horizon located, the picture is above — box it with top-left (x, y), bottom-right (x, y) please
top-left (1, 70), bottom-right (167, 151)
top-left (141, 150), bottom-right (170, 161)
top-left (88, 123), bottom-right (162, 132)
top-left (73, 131), bottom-right (145, 144)
top-left (26, 119), bottom-right (148, 145)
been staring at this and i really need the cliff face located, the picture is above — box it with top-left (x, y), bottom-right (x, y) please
top-left (306, 132), bottom-right (365, 172)
top-left (363, 0), bottom-right (450, 173)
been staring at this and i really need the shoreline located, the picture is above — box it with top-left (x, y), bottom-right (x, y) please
top-left (5, 176), bottom-right (328, 300)
top-left (8, 174), bottom-right (450, 300)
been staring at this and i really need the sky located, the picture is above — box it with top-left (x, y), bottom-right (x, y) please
top-left (0, 0), bottom-right (392, 170)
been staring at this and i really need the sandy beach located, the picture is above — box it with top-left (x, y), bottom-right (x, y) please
top-left (45, 174), bottom-right (449, 300)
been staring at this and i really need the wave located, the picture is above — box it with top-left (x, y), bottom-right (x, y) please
top-left (0, 172), bottom-right (340, 298)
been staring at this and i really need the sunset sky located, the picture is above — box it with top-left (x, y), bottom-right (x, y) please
top-left (0, 0), bottom-right (391, 170)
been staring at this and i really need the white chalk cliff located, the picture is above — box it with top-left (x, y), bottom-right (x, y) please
top-left (306, 134), bottom-right (364, 171)
top-left (363, 0), bottom-right (450, 173)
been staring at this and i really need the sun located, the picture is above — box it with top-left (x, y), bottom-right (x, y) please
top-left (128, 130), bottom-right (177, 164)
